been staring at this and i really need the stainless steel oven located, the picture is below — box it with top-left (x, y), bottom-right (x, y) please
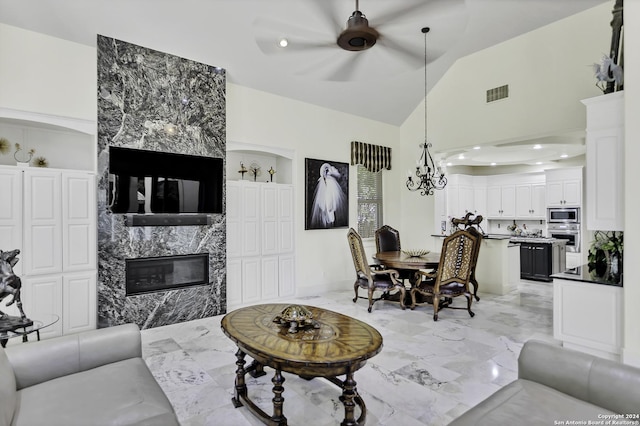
top-left (547, 207), bottom-right (580, 224)
top-left (548, 223), bottom-right (580, 252)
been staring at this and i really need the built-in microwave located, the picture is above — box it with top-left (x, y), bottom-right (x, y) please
top-left (547, 207), bottom-right (580, 224)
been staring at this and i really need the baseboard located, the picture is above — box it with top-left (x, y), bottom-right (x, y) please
top-left (622, 347), bottom-right (640, 368)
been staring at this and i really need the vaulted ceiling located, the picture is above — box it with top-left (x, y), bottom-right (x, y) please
top-left (0, 0), bottom-right (608, 127)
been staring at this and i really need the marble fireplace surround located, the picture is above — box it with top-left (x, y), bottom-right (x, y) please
top-left (96, 35), bottom-right (227, 330)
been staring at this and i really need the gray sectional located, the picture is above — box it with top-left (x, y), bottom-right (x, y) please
top-left (450, 340), bottom-right (640, 425)
top-left (0, 324), bottom-right (179, 426)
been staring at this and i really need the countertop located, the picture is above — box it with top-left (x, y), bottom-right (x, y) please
top-left (551, 264), bottom-right (622, 287)
top-left (431, 234), bottom-right (511, 240)
top-left (509, 236), bottom-right (566, 244)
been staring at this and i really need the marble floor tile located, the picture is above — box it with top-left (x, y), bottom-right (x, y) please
top-left (142, 280), bottom-right (557, 425)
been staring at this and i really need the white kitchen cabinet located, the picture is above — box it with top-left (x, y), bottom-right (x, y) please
top-left (566, 252), bottom-right (582, 269)
top-left (1, 166), bottom-right (96, 339)
top-left (545, 167), bottom-right (582, 207)
top-left (226, 181), bottom-right (296, 307)
top-left (515, 183), bottom-right (546, 219)
top-left (583, 92), bottom-right (624, 231)
top-left (486, 184), bottom-right (515, 218)
top-left (473, 186), bottom-right (487, 218)
top-left (554, 278), bottom-right (622, 360)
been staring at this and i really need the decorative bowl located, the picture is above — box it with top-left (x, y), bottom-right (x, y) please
top-left (402, 249), bottom-right (430, 257)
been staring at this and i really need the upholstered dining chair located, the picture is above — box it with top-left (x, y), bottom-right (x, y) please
top-left (347, 228), bottom-right (406, 312)
top-left (374, 225), bottom-right (402, 253)
top-left (410, 229), bottom-right (479, 321)
top-left (465, 225), bottom-right (483, 301)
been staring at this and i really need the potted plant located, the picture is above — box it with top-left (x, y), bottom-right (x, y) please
top-left (588, 231), bottom-right (623, 276)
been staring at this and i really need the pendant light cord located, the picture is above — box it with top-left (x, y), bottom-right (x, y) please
top-left (422, 27), bottom-right (430, 146)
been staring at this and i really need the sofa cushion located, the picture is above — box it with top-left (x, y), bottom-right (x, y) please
top-left (12, 357), bottom-right (178, 426)
top-left (448, 379), bottom-right (616, 426)
top-left (0, 349), bottom-right (16, 426)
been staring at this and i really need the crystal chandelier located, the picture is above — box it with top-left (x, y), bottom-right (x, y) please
top-left (406, 27), bottom-right (447, 196)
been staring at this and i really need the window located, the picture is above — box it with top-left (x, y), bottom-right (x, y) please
top-left (357, 165), bottom-right (383, 238)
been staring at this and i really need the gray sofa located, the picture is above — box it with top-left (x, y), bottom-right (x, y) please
top-left (450, 339), bottom-right (640, 425)
top-left (0, 324), bottom-right (179, 426)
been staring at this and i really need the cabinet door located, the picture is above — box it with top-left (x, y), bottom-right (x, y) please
top-left (23, 170), bottom-right (62, 275)
top-left (261, 256), bottom-right (279, 300)
top-left (278, 255), bottom-right (295, 297)
top-left (278, 185), bottom-right (294, 253)
top-left (226, 182), bottom-right (242, 258)
top-left (226, 258), bottom-right (242, 309)
top-left (241, 258), bottom-right (261, 304)
top-left (515, 184), bottom-right (532, 217)
top-left (562, 179), bottom-right (582, 206)
top-left (62, 271), bottom-right (96, 334)
top-left (530, 184), bottom-right (546, 218)
top-left (473, 186), bottom-right (487, 217)
top-left (241, 184), bottom-right (261, 257)
top-left (500, 185), bottom-right (516, 217)
top-left (587, 129), bottom-right (624, 230)
top-left (261, 186), bottom-right (278, 255)
top-left (62, 172), bottom-right (96, 272)
top-left (546, 180), bottom-right (564, 207)
top-left (446, 184), bottom-right (460, 218)
top-left (531, 245), bottom-right (551, 281)
top-left (0, 168), bottom-right (23, 274)
top-left (22, 275), bottom-right (63, 339)
top-left (520, 244), bottom-right (533, 279)
top-left (486, 186), bottom-right (502, 217)
top-left (458, 185), bottom-right (474, 216)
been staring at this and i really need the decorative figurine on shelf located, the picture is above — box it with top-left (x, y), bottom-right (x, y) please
top-left (238, 162), bottom-right (248, 180)
top-left (0, 249), bottom-right (33, 339)
top-left (14, 143), bottom-right (35, 166)
top-left (268, 166), bottom-right (276, 182)
top-left (249, 162), bottom-right (261, 182)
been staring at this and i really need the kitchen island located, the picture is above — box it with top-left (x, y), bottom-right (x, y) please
top-left (509, 237), bottom-right (567, 282)
top-left (552, 264), bottom-right (622, 361)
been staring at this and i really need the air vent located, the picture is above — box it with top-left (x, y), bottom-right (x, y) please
top-left (486, 85), bottom-right (509, 103)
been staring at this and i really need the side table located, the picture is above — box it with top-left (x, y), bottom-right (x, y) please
top-left (0, 314), bottom-right (60, 348)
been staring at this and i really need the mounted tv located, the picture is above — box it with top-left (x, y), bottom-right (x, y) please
top-left (108, 146), bottom-right (223, 215)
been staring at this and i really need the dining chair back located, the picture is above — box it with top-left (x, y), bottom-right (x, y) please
top-left (375, 225), bottom-right (402, 253)
top-left (410, 229), bottom-right (479, 321)
top-left (347, 228), bottom-right (406, 312)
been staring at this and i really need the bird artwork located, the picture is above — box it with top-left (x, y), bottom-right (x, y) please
top-left (593, 55), bottom-right (623, 93)
top-left (309, 163), bottom-right (348, 229)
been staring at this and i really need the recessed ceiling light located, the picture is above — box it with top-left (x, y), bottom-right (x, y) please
top-left (278, 38), bottom-right (288, 48)
top-left (458, 154), bottom-right (465, 160)
top-left (491, 162), bottom-right (497, 166)
top-left (560, 154), bottom-right (568, 158)
top-left (447, 162), bottom-right (453, 166)
top-left (533, 144), bottom-right (542, 150)
top-left (535, 161), bottom-right (542, 165)
top-left (473, 146), bottom-right (481, 150)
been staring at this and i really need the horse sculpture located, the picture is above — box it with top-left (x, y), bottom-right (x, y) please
top-left (451, 213), bottom-right (485, 235)
top-left (0, 249), bottom-right (30, 324)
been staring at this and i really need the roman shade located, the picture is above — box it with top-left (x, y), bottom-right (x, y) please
top-left (350, 141), bottom-right (392, 173)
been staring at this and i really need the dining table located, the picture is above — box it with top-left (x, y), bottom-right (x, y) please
top-left (372, 250), bottom-right (441, 306)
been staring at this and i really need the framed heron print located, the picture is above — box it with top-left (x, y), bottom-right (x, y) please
top-left (305, 158), bottom-right (349, 230)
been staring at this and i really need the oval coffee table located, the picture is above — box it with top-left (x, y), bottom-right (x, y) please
top-left (221, 303), bottom-right (382, 426)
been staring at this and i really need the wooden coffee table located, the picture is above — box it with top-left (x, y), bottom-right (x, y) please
top-left (221, 303), bottom-right (383, 426)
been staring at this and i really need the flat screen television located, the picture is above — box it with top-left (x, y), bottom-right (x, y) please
top-left (108, 146), bottom-right (223, 214)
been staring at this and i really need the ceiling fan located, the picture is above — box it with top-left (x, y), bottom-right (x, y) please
top-left (253, 0), bottom-right (468, 81)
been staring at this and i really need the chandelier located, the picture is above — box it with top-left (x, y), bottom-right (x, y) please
top-left (406, 27), bottom-right (447, 196)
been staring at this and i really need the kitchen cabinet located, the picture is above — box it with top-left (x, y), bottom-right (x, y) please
top-left (583, 92), bottom-right (624, 231)
top-left (486, 184), bottom-right (515, 218)
top-left (554, 277), bottom-right (622, 361)
top-left (0, 166), bottom-right (97, 338)
top-left (520, 242), bottom-right (552, 281)
top-left (515, 183), bottom-right (546, 218)
top-left (226, 181), bottom-right (296, 309)
top-left (545, 167), bottom-right (582, 207)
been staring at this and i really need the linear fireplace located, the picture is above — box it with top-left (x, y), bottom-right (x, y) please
top-left (125, 253), bottom-right (209, 296)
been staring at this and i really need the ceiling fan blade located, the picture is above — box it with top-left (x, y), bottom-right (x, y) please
top-left (256, 36), bottom-right (335, 55)
top-left (376, 36), bottom-right (424, 68)
top-left (306, 0), bottom-right (344, 36)
top-left (371, 0), bottom-right (465, 29)
top-left (324, 52), bottom-right (366, 82)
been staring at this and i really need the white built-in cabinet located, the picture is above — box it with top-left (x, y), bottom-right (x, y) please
top-left (486, 183), bottom-right (515, 218)
top-left (582, 92), bottom-right (624, 231)
top-left (226, 181), bottom-right (295, 309)
top-left (515, 180), bottom-right (546, 219)
top-left (545, 167), bottom-right (582, 207)
top-left (0, 166), bottom-right (96, 339)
